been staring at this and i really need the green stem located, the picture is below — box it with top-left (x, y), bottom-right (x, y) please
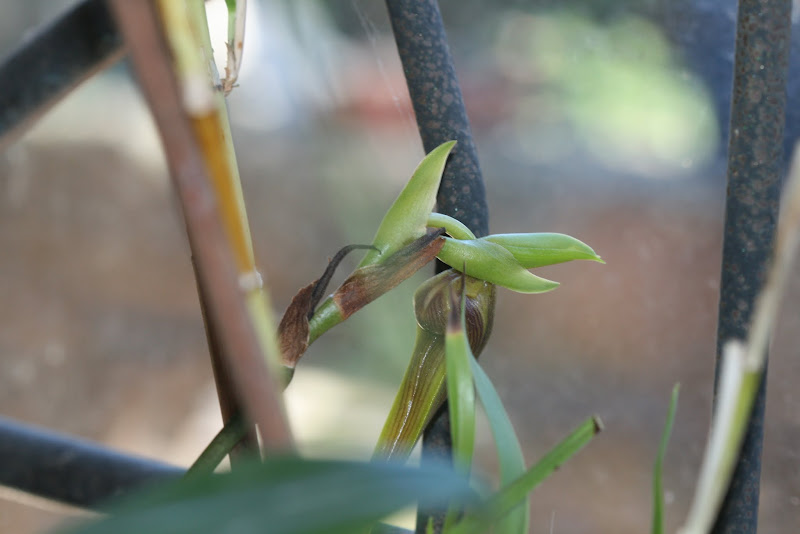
top-left (307, 297), bottom-right (345, 345)
top-left (427, 213), bottom-right (476, 240)
top-left (186, 414), bottom-right (250, 478)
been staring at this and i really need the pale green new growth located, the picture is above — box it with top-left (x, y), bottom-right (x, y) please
top-left (359, 141), bottom-right (456, 267)
top-left (485, 233), bottom-right (604, 268)
top-left (428, 212), bottom-right (477, 240)
top-left (438, 238), bottom-right (560, 294)
top-left (445, 286), bottom-right (476, 473)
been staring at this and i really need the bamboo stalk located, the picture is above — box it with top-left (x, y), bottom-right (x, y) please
top-left (154, 0), bottom-right (285, 460)
top-left (109, 0), bottom-right (292, 452)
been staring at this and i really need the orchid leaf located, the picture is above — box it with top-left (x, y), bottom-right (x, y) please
top-left (445, 281), bottom-right (476, 473)
top-left (485, 233), bottom-right (603, 268)
top-left (652, 384), bottom-right (680, 534)
top-left (469, 359), bottom-right (528, 534)
top-left (373, 329), bottom-right (447, 460)
top-left (438, 238), bottom-right (559, 294)
top-left (375, 272), bottom-right (494, 462)
top-left (64, 457), bottom-right (476, 534)
top-left (360, 141), bottom-right (456, 267)
top-left (448, 417), bottom-right (602, 534)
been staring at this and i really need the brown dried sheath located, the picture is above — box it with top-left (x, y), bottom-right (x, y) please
top-left (334, 228), bottom-right (446, 319)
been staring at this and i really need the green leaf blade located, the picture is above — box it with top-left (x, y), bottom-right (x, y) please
top-left (438, 238), bottom-right (559, 294)
top-left (448, 417), bottom-right (602, 534)
top-left (64, 457), bottom-right (475, 534)
top-left (374, 330), bottom-right (447, 461)
top-left (485, 233), bottom-right (604, 268)
top-left (469, 358), bottom-right (528, 534)
top-left (360, 141), bottom-right (456, 267)
top-left (652, 384), bottom-right (680, 534)
top-left (445, 286), bottom-right (476, 473)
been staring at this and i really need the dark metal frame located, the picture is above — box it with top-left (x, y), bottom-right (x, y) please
top-left (0, 0), bottom-right (793, 532)
top-left (0, 0), bottom-right (123, 149)
top-left (712, 1), bottom-right (792, 532)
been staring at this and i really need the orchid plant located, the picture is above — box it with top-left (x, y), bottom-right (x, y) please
top-left (272, 140), bottom-right (604, 533)
top-left (65, 142), bottom-right (606, 534)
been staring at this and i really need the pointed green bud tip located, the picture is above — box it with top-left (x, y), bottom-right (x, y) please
top-left (437, 237), bottom-right (560, 294)
top-left (484, 233), bottom-right (603, 269)
top-left (359, 141), bottom-right (457, 267)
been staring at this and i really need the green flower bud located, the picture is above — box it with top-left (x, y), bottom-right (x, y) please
top-left (359, 141), bottom-right (456, 267)
top-left (374, 270), bottom-right (495, 461)
top-left (485, 232), bottom-right (604, 268)
top-left (437, 237), bottom-right (560, 294)
top-left (414, 270), bottom-right (495, 353)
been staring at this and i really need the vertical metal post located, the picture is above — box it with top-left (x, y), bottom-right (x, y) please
top-left (713, 0), bottom-right (792, 532)
top-left (385, 1), bottom-right (489, 532)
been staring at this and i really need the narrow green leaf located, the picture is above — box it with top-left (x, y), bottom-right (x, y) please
top-left (64, 457), bottom-right (475, 534)
top-left (438, 238), bottom-right (559, 294)
top-left (360, 141), bottom-right (456, 267)
top-left (469, 359), bottom-right (528, 534)
top-left (485, 233), bottom-right (604, 268)
top-left (374, 329), bottom-right (447, 460)
top-left (445, 282), bottom-right (476, 473)
top-left (448, 417), bottom-right (602, 534)
top-left (427, 212), bottom-right (477, 241)
top-left (652, 384), bottom-right (680, 534)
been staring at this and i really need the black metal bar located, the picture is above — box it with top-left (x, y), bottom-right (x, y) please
top-left (0, 0), bottom-right (124, 150)
top-left (384, 2), bottom-right (489, 532)
top-left (712, 0), bottom-right (792, 532)
top-left (0, 416), bottom-right (183, 508)
top-left (384, 0), bottom-right (489, 239)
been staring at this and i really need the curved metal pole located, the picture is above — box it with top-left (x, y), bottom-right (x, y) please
top-left (385, 1), bottom-right (489, 532)
top-left (713, 0), bottom-right (792, 532)
top-left (0, 417), bottom-right (183, 508)
top-left (0, 0), bottom-right (124, 150)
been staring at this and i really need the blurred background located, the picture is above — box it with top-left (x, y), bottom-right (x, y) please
top-left (1, 0), bottom-right (799, 532)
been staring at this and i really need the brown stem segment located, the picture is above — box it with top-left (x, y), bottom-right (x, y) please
top-left (308, 244), bottom-right (378, 319)
top-left (110, 0), bottom-right (292, 452)
top-left (194, 261), bottom-right (260, 465)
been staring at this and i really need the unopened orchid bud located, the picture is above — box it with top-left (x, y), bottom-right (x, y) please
top-left (374, 269), bottom-right (495, 461)
top-left (485, 232), bottom-right (603, 268)
top-left (437, 237), bottom-right (560, 294)
top-left (359, 141), bottom-right (456, 267)
top-left (414, 270), bottom-right (495, 353)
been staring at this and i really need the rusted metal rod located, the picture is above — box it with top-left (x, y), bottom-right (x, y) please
top-left (0, 0), bottom-right (124, 150)
top-left (0, 416), bottom-right (182, 508)
top-left (713, 0), bottom-right (792, 532)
